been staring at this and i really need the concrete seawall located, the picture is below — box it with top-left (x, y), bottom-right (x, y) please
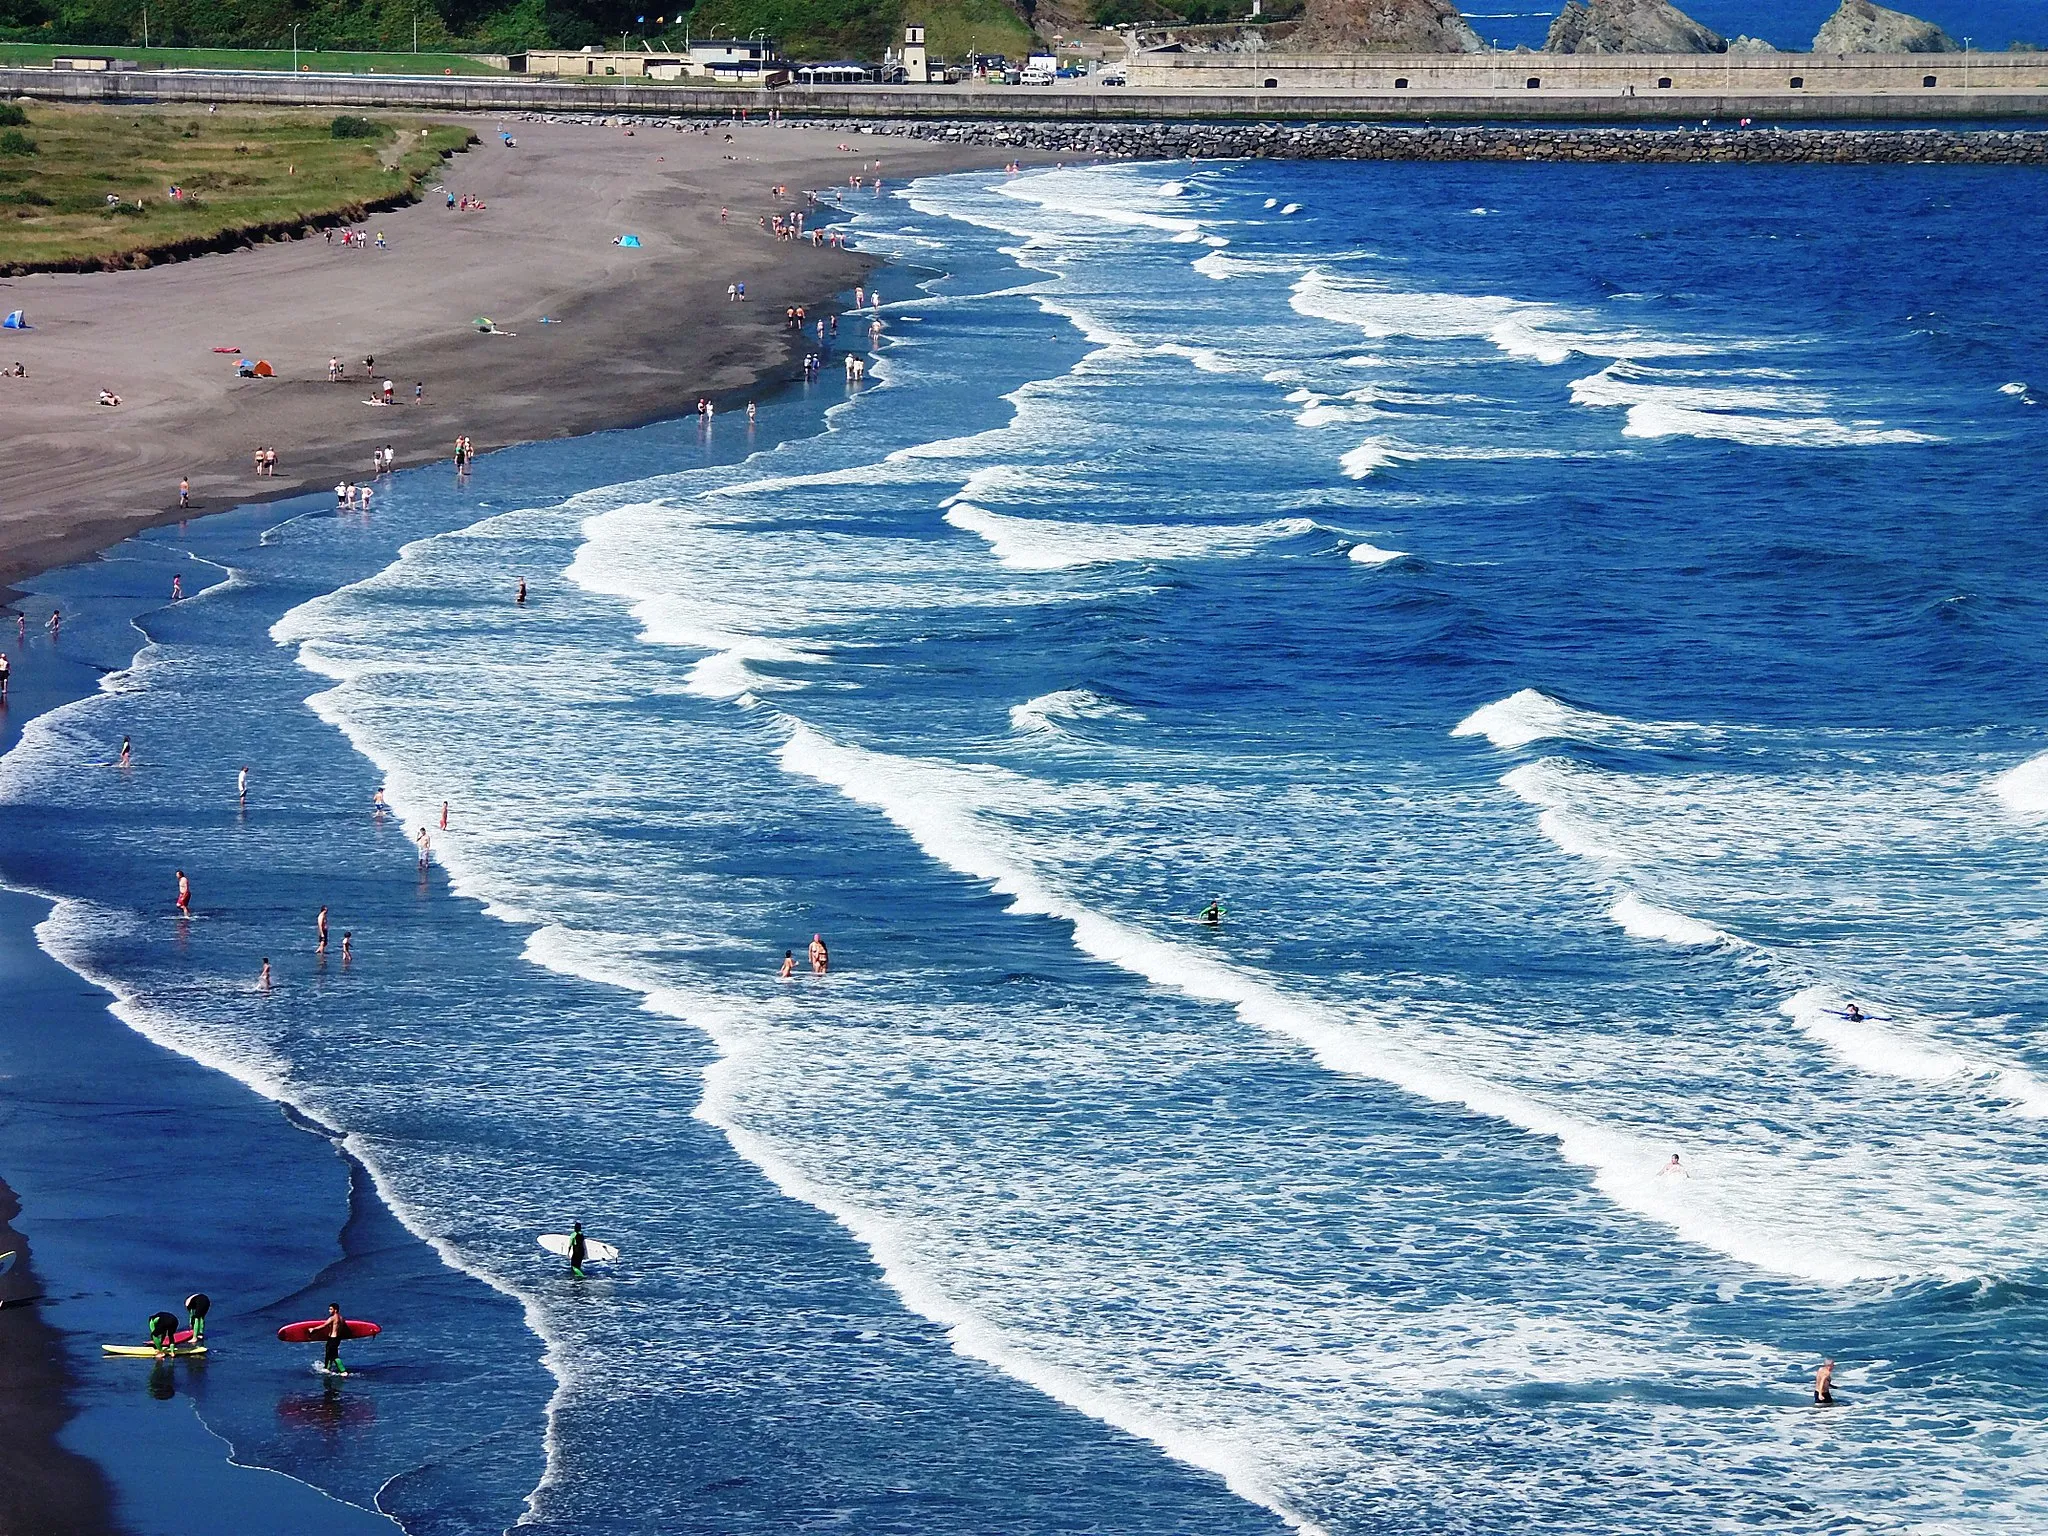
top-left (6, 66), bottom-right (2048, 125)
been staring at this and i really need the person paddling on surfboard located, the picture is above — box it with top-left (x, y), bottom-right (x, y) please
top-left (1200, 899), bottom-right (1223, 925)
top-left (568, 1222), bottom-right (588, 1279)
top-left (311, 1302), bottom-right (349, 1375)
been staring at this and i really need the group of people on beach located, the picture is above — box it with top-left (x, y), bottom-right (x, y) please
top-left (252, 446), bottom-right (280, 476)
top-left (326, 227), bottom-right (387, 250)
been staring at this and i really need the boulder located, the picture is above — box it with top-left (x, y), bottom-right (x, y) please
top-left (1545, 0), bottom-right (1726, 52)
top-left (1287, 0), bottom-right (1484, 52)
top-left (1726, 34), bottom-right (1779, 52)
top-left (1812, 0), bottom-right (1960, 53)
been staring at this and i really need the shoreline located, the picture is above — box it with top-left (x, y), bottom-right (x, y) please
top-left (0, 116), bottom-right (1033, 596)
top-left (0, 139), bottom-right (1019, 1529)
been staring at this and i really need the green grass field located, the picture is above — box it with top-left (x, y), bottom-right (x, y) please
top-left (0, 43), bottom-right (506, 74)
top-left (0, 104), bottom-right (472, 269)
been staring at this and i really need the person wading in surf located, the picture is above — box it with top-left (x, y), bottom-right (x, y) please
top-left (312, 1302), bottom-right (349, 1375)
top-left (567, 1222), bottom-right (588, 1279)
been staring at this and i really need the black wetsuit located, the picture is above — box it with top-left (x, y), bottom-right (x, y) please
top-left (568, 1230), bottom-right (588, 1276)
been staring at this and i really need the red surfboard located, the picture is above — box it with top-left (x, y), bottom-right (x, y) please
top-left (277, 1318), bottom-right (382, 1343)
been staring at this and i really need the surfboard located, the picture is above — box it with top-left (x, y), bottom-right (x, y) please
top-left (103, 1344), bottom-right (207, 1358)
top-left (0, 1250), bottom-right (15, 1276)
top-left (277, 1318), bottom-right (381, 1344)
top-left (538, 1233), bottom-right (620, 1265)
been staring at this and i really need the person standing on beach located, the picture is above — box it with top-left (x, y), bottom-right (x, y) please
top-left (178, 477), bottom-right (190, 509)
top-left (809, 934), bottom-right (829, 974)
top-left (0, 649), bottom-right (11, 699)
top-left (170, 574), bottom-right (182, 602)
top-left (316, 906), bottom-right (329, 955)
top-left (415, 381), bottom-right (424, 405)
top-left (175, 869), bottom-right (191, 916)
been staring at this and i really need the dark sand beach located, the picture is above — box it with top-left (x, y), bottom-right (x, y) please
top-left (0, 116), bottom-right (1024, 590)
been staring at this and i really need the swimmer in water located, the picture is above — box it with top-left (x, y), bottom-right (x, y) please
top-left (1814, 1359), bottom-right (1835, 1405)
top-left (779, 949), bottom-right (795, 979)
top-left (1843, 1003), bottom-right (1864, 1022)
top-left (1658, 1153), bottom-right (1688, 1178)
top-left (1201, 898), bottom-right (1223, 925)
top-left (119, 735), bottom-right (132, 768)
top-left (808, 933), bottom-right (829, 975)
top-left (341, 932), bottom-right (352, 965)
top-left (238, 766), bottom-right (248, 803)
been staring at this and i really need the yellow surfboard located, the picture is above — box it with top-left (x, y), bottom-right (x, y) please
top-left (102, 1344), bottom-right (207, 1358)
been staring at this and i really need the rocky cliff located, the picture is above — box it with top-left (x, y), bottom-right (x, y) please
top-left (1812, 0), bottom-right (1960, 53)
top-left (1286, 0), bottom-right (1484, 53)
top-left (1545, 0), bottom-right (1725, 53)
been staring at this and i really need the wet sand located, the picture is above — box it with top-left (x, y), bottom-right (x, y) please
top-left (0, 115), bottom-right (1018, 591)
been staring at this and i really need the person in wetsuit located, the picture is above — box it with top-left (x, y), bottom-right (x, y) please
top-left (568, 1222), bottom-right (588, 1279)
top-left (1201, 899), bottom-right (1223, 926)
top-left (184, 1293), bottom-right (209, 1344)
top-left (148, 1310), bottom-right (181, 1357)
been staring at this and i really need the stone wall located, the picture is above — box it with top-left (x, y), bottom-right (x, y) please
top-left (5, 65), bottom-right (2048, 124)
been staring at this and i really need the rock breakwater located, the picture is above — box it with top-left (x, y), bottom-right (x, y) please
top-left (522, 114), bottom-right (2048, 166)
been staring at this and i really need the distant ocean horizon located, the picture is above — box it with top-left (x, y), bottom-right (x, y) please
top-left (5, 154), bottom-right (2048, 1533)
top-left (1463, 0), bottom-right (2043, 51)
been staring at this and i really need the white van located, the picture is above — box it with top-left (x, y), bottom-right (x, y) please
top-left (1019, 65), bottom-right (1055, 85)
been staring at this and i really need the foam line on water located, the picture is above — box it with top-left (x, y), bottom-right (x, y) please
top-left (1455, 688), bottom-right (1699, 751)
top-left (943, 505), bottom-right (1314, 572)
top-left (514, 925), bottom-right (1328, 1536)
top-left (773, 719), bottom-right (1884, 1286)
top-left (1991, 749), bottom-right (2048, 818)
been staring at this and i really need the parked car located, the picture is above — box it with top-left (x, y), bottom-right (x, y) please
top-left (1020, 65), bottom-right (1054, 85)
top-left (1098, 65), bottom-right (1127, 85)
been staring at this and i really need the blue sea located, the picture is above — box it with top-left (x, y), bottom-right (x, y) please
top-left (1470, 0), bottom-right (2047, 50)
top-left (5, 154), bottom-right (2048, 1534)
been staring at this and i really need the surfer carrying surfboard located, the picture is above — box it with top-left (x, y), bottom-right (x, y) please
top-left (568, 1222), bottom-right (588, 1279)
top-left (309, 1302), bottom-right (349, 1375)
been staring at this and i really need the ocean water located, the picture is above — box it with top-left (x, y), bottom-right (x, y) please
top-left (1468, 0), bottom-right (2046, 51)
top-left (5, 156), bottom-right (2048, 1533)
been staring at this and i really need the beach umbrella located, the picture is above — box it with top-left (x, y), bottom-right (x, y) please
top-left (1, 310), bottom-right (26, 329)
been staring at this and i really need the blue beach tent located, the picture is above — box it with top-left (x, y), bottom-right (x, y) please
top-left (1, 310), bottom-right (26, 329)
top-left (617, 233), bottom-right (642, 248)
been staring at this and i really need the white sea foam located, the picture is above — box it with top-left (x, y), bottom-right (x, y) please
top-left (1154, 341), bottom-right (1236, 374)
top-left (1009, 688), bottom-right (1144, 737)
top-left (1608, 893), bottom-right (1728, 948)
top-left (1992, 749), bottom-right (2048, 818)
top-left (944, 505), bottom-right (1313, 571)
top-left (1453, 688), bottom-right (1690, 751)
top-left (1156, 180), bottom-right (1185, 197)
top-left (1999, 381), bottom-right (2028, 396)
top-left (1347, 542), bottom-right (1406, 566)
top-left (774, 720), bottom-right (1892, 1285)
top-left (1570, 360), bottom-right (1935, 447)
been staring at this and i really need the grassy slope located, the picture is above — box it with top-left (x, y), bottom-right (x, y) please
top-left (0, 42), bottom-right (506, 71)
top-left (684, 0), bottom-right (1032, 62)
top-left (0, 104), bottom-right (470, 268)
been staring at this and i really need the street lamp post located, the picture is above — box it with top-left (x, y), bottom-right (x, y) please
top-left (1964, 37), bottom-right (1972, 89)
top-left (292, 23), bottom-right (299, 72)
